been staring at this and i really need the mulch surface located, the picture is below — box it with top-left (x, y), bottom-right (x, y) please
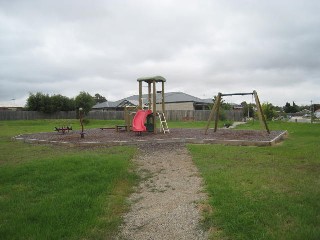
top-left (17, 128), bottom-right (285, 144)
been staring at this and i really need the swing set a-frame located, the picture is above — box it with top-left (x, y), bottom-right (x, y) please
top-left (205, 90), bottom-right (270, 134)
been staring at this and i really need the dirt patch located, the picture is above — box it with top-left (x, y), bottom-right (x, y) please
top-left (117, 143), bottom-right (208, 240)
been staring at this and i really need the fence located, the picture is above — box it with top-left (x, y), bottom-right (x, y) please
top-left (0, 110), bottom-right (243, 121)
top-left (164, 110), bottom-right (243, 121)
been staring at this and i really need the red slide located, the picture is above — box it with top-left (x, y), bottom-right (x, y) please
top-left (132, 110), bottom-right (152, 132)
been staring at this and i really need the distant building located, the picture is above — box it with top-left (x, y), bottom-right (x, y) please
top-left (0, 106), bottom-right (23, 111)
top-left (92, 92), bottom-right (212, 111)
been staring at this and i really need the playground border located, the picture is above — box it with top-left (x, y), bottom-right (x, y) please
top-left (13, 130), bottom-right (288, 147)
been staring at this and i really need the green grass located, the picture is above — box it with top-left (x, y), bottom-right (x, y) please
top-left (0, 120), bottom-right (138, 239)
top-left (188, 121), bottom-right (320, 240)
top-left (2, 119), bottom-right (319, 239)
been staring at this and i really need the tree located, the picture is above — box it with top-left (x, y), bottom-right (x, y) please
top-left (262, 102), bottom-right (277, 120)
top-left (51, 94), bottom-right (75, 112)
top-left (26, 92), bottom-right (43, 112)
top-left (26, 92), bottom-right (76, 113)
top-left (26, 92), bottom-right (52, 113)
top-left (284, 102), bottom-right (299, 113)
top-left (74, 91), bottom-right (95, 115)
top-left (94, 93), bottom-right (107, 104)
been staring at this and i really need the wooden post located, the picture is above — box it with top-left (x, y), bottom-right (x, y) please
top-left (253, 90), bottom-right (270, 134)
top-left (138, 81), bottom-right (142, 109)
top-left (148, 82), bottom-right (152, 110)
top-left (205, 92), bottom-right (221, 134)
top-left (153, 81), bottom-right (157, 133)
top-left (214, 94), bottom-right (221, 132)
top-left (162, 81), bottom-right (165, 113)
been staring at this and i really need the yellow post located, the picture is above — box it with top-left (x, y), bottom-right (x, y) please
top-left (214, 93), bottom-right (222, 132)
top-left (153, 80), bottom-right (157, 133)
top-left (205, 92), bottom-right (221, 134)
top-left (138, 81), bottom-right (142, 109)
top-left (253, 90), bottom-right (270, 134)
top-left (162, 81), bottom-right (165, 113)
top-left (148, 82), bottom-right (152, 110)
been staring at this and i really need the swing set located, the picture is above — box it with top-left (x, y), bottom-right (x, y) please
top-left (205, 90), bottom-right (270, 134)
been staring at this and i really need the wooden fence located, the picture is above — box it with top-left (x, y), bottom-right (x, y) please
top-left (0, 110), bottom-right (243, 121)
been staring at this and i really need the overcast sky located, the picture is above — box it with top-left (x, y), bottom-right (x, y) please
top-left (1, 0), bottom-right (319, 107)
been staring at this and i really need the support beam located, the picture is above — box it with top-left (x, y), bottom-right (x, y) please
top-left (148, 82), bottom-right (152, 110)
top-left (153, 81), bottom-right (157, 133)
top-left (221, 92), bottom-right (253, 96)
top-left (162, 81), bottom-right (165, 113)
top-left (253, 90), bottom-right (270, 134)
top-left (214, 94), bottom-right (222, 132)
top-left (205, 92), bottom-right (221, 134)
top-left (138, 81), bottom-right (142, 109)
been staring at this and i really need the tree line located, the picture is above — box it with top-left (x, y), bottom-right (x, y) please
top-left (26, 92), bottom-right (106, 114)
top-left (26, 91), bottom-right (318, 120)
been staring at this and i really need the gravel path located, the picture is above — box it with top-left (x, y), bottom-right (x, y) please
top-left (117, 143), bottom-right (208, 240)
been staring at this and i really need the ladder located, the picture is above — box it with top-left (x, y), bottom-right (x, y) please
top-left (157, 112), bottom-right (170, 134)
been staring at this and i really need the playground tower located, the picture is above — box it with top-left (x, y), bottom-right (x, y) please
top-left (137, 76), bottom-right (166, 133)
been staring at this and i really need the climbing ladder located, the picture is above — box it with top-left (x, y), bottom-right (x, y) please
top-left (157, 112), bottom-right (170, 134)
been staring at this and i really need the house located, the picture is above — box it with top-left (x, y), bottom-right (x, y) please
top-left (92, 99), bottom-right (145, 111)
top-left (315, 109), bottom-right (320, 118)
top-left (92, 92), bottom-right (212, 111)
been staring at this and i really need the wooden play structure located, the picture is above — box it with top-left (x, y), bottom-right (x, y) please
top-left (205, 90), bottom-right (270, 134)
top-left (113, 105), bottom-right (137, 132)
top-left (132, 76), bottom-right (169, 134)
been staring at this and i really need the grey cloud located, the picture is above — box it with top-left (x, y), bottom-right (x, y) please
top-left (0, 0), bottom-right (319, 107)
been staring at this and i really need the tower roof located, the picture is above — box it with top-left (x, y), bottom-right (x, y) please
top-left (137, 76), bottom-right (166, 83)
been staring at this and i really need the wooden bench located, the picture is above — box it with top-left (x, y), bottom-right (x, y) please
top-left (100, 127), bottom-right (115, 130)
top-left (116, 125), bottom-right (129, 132)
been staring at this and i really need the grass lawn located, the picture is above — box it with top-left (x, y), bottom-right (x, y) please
top-left (1, 119), bottom-right (319, 239)
top-left (0, 120), bottom-right (137, 239)
top-left (189, 121), bottom-right (320, 240)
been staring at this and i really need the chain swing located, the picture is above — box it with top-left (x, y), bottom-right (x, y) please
top-left (205, 90), bottom-right (270, 134)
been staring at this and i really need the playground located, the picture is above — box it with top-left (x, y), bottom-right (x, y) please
top-left (15, 76), bottom-right (286, 146)
top-left (6, 76), bottom-right (301, 240)
top-left (16, 127), bottom-right (286, 147)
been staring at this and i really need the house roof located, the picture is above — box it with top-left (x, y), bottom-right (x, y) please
top-left (92, 92), bottom-right (212, 109)
top-left (93, 101), bottom-right (119, 109)
top-left (125, 92), bottom-right (212, 104)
